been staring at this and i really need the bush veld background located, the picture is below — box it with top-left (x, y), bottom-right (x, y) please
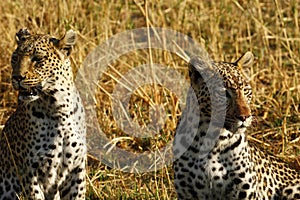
top-left (0, 0), bottom-right (299, 199)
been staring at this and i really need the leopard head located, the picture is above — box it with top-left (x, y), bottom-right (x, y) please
top-left (11, 28), bottom-right (76, 102)
top-left (188, 52), bottom-right (254, 132)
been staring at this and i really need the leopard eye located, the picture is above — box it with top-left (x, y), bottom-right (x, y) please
top-left (31, 55), bottom-right (43, 62)
top-left (243, 85), bottom-right (252, 96)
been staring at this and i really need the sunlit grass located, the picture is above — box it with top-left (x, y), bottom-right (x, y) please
top-left (0, 0), bottom-right (299, 199)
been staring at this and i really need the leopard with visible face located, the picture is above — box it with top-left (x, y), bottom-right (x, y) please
top-left (173, 52), bottom-right (300, 199)
top-left (0, 28), bottom-right (86, 200)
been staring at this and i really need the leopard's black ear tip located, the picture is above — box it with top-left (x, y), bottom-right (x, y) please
top-left (16, 28), bottom-right (31, 42)
top-left (50, 37), bottom-right (60, 46)
top-left (235, 51), bottom-right (254, 67)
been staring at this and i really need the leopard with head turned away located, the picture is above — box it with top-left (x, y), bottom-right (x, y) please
top-left (0, 28), bottom-right (86, 200)
top-left (173, 52), bottom-right (300, 200)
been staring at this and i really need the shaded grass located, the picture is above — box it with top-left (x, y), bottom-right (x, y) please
top-left (0, 0), bottom-right (299, 199)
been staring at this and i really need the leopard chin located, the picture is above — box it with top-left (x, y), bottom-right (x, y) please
top-left (224, 120), bottom-right (249, 133)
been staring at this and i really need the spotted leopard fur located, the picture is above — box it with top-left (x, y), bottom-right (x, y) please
top-left (173, 52), bottom-right (300, 199)
top-left (0, 28), bottom-right (86, 200)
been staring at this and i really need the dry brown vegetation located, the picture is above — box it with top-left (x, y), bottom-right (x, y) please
top-left (0, 0), bottom-right (299, 199)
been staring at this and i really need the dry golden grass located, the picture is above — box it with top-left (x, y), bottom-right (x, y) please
top-left (0, 0), bottom-right (299, 199)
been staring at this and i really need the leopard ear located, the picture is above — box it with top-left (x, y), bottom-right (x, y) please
top-left (15, 28), bottom-right (31, 43)
top-left (52, 30), bottom-right (76, 56)
top-left (235, 51), bottom-right (254, 81)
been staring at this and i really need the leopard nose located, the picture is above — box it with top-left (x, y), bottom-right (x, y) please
top-left (236, 115), bottom-right (250, 122)
top-left (12, 75), bottom-right (25, 82)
